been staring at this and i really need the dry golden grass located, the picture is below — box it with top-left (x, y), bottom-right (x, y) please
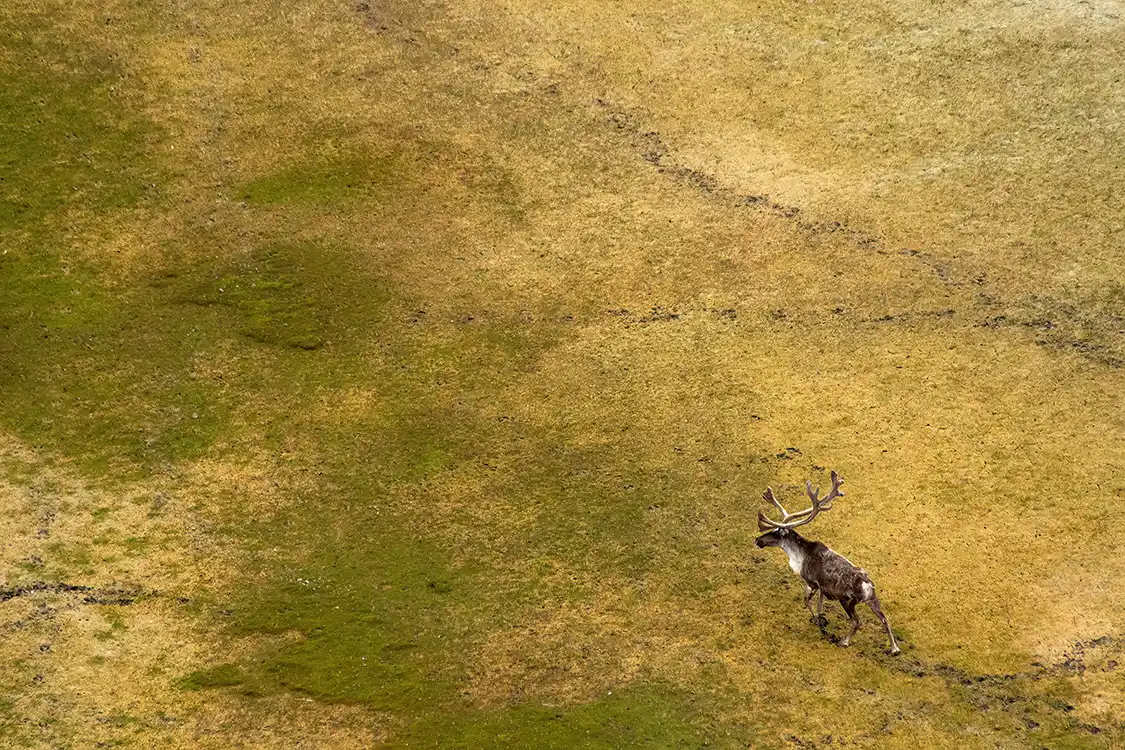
top-left (0, 434), bottom-right (200, 747)
top-left (4, 0), bottom-right (1124, 745)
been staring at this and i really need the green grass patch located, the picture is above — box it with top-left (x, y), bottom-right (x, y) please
top-left (0, 34), bottom-right (155, 234)
top-left (191, 352), bottom-right (770, 745)
top-left (391, 686), bottom-right (750, 749)
top-left (179, 302), bottom-right (664, 731)
top-left (238, 156), bottom-right (401, 206)
top-left (229, 529), bottom-right (472, 709)
top-left (0, 19), bottom-right (394, 477)
top-left (2, 206), bottom-right (392, 475)
top-left (178, 663), bottom-right (246, 691)
top-left (164, 241), bottom-right (390, 352)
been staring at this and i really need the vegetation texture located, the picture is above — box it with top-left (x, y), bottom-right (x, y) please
top-left (1, 0), bottom-right (1123, 747)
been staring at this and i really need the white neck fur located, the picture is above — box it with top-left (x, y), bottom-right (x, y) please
top-left (779, 537), bottom-right (806, 576)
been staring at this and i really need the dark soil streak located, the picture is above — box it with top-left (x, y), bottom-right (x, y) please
top-left (0, 582), bottom-right (93, 603)
top-left (980, 312), bottom-right (1125, 370)
top-left (592, 97), bottom-right (1125, 371)
top-left (0, 581), bottom-right (164, 607)
top-left (593, 98), bottom-right (883, 248)
top-left (895, 633), bottom-right (1122, 685)
top-left (604, 306), bottom-right (683, 326)
top-left (884, 633), bottom-right (1124, 740)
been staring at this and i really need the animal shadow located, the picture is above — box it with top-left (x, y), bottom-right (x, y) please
top-left (812, 614), bottom-right (841, 645)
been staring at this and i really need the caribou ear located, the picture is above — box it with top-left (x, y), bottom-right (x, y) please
top-left (757, 511), bottom-right (773, 532)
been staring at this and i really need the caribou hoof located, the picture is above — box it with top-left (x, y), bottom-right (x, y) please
top-left (816, 614), bottom-right (829, 628)
top-left (889, 646), bottom-right (901, 656)
top-left (839, 640), bottom-right (851, 648)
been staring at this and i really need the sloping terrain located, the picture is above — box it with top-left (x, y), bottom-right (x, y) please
top-left (1, 0), bottom-right (1123, 747)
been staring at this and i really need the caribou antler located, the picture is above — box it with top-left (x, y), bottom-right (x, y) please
top-left (805, 470), bottom-right (845, 511)
top-left (757, 471), bottom-right (844, 531)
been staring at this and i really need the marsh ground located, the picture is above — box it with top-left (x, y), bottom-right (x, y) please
top-left (1, 0), bottom-right (1123, 747)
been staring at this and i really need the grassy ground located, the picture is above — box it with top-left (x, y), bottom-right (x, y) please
top-left (1, 0), bottom-right (1123, 746)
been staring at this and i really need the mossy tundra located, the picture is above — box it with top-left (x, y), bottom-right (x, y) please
top-left (1, 0), bottom-right (1123, 747)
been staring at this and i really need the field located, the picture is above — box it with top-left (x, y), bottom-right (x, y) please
top-left (2, 0), bottom-right (1124, 746)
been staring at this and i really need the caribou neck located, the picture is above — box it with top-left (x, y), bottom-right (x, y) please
top-left (777, 530), bottom-right (818, 576)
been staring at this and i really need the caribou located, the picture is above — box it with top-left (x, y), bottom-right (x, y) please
top-left (754, 471), bottom-right (900, 655)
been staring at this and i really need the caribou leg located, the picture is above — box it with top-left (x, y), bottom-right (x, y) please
top-left (804, 585), bottom-right (819, 622)
top-left (839, 598), bottom-right (861, 647)
top-left (867, 597), bottom-right (901, 655)
top-left (815, 590), bottom-right (828, 627)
